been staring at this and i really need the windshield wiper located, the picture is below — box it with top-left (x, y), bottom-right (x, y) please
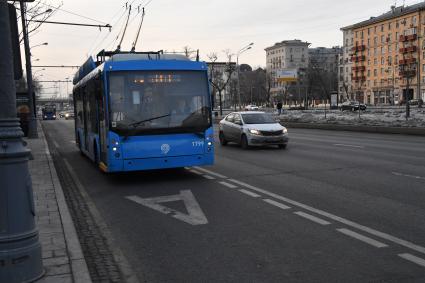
top-left (128, 114), bottom-right (171, 128)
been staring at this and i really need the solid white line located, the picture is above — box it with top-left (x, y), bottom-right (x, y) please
top-left (227, 178), bottom-right (425, 255)
top-left (193, 166), bottom-right (228, 179)
top-left (238, 189), bottom-right (261, 198)
top-left (219, 181), bottom-right (238, 189)
top-left (189, 169), bottom-right (203, 175)
top-left (203, 175), bottom-right (216, 180)
top-left (398, 253), bottom-right (425, 268)
top-left (334, 143), bottom-right (364, 149)
top-left (337, 228), bottom-right (388, 248)
top-left (295, 211), bottom-right (331, 225)
top-left (392, 172), bottom-right (425, 181)
top-left (263, 199), bottom-right (291, 210)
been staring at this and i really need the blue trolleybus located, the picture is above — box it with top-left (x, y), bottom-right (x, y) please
top-left (41, 104), bottom-right (56, 120)
top-left (72, 50), bottom-right (214, 172)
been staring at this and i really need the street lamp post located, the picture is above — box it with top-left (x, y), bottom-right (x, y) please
top-left (0, 3), bottom-right (43, 282)
top-left (237, 43), bottom-right (254, 110)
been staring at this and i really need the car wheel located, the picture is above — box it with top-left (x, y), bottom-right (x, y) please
top-left (278, 144), bottom-right (287, 149)
top-left (240, 134), bottom-right (249, 150)
top-left (219, 131), bottom-right (228, 146)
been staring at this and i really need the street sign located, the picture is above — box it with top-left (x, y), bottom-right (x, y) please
top-left (126, 190), bottom-right (208, 225)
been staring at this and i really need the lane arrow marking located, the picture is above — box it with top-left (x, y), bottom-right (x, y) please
top-left (125, 190), bottom-right (208, 225)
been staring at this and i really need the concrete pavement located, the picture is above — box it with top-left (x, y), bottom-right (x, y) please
top-left (26, 123), bottom-right (91, 283)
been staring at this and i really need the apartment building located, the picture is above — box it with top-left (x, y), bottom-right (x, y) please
top-left (342, 3), bottom-right (425, 105)
top-left (265, 40), bottom-right (310, 98)
top-left (339, 26), bottom-right (355, 101)
top-left (309, 47), bottom-right (342, 96)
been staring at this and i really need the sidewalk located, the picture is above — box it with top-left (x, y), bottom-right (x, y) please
top-left (26, 124), bottom-right (91, 283)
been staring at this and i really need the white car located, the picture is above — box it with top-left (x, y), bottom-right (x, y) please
top-left (244, 105), bottom-right (259, 111)
top-left (219, 112), bottom-right (289, 149)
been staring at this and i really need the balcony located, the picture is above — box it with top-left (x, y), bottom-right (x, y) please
top-left (352, 66), bottom-right (366, 72)
top-left (399, 70), bottom-right (416, 78)
top-left (351, 55), bottom-right (366, 62)
top-left (399, 34), bottom-right (417, 42)
top-left (352, 76), bottom-right (366, 82)
top-left (351, 45), bottom-right (366, 52)
top-left (399, 57), bottom-right (417, 65)
top-left (399, 46), bottom-right (417, 53)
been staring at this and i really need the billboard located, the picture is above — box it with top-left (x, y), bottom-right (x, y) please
top-left (276, 69), bottom-right (298, 82)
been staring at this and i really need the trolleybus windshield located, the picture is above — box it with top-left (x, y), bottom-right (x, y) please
top-left (109, 70), bottom-right (211, 135)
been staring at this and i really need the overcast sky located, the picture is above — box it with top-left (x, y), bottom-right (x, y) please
top-left (28, 0), bottom-right (421, 97)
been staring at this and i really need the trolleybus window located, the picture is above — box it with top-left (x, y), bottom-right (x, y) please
top-left (109, 71), bottom-right (211, 135)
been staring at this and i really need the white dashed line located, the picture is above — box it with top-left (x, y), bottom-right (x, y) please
top-left (238, 189), bottom-right (261, 198)
top-left (392, 172), bottom-right (425, 181)
top-left (193, 166), bottom-right (228, 179)
top-left (263, 199), bottom-right (291, 210)
top-left (52, 140), bottom-right (60, 149)
top-left (219, 181), bottom-right (238, 189)
top-left (294, 211), bottom-right (331, 226)
top-left (337, 228), bottom-right (388, 248)
top-left (398, 253), bottom-right (425, 268)
top-left (189, 169), bottom-right (203, 175)
top-left (334, 143), bottom-right (365, 149)
top-left (226, 178), bottom-right (425, 255)
top-left (202, 175), bottom-right (216, 180)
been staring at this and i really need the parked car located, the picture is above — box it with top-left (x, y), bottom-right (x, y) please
top-left (339, 101), bottom-right (367, 111)
top-left (219, 112), bottom-right (289, 149)
top-left (405, 98), bottom-right (424, 106)
top-left (245, 105), bottom-right (259, 111)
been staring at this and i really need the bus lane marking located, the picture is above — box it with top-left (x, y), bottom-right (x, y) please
top-left (219, 181), bottom-right (238, 189)
top-left (263, 199), bottom-right (291, 210)
top-left (238, 189), bottom-right (261, 198)
top-left (224, 178), bottom-right (425, 255)
top-left (126, 190), bottom-right (208, 226)
top-left (392, 172), bottom-right (425, 181)
top-left (202, 175), bottom-right (216, 180)
top-left (193, 166), bottom-right (228, 179)
top-left (398, 253), bottom-right (425, 268)
top-left (337, 228), bottom-right (388, 248)
top-left (294, 211), bottom-right (331, 226)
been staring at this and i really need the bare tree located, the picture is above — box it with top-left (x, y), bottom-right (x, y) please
top-left (208, 52), bottom-right (235, 115)
top-left (14, 0), bottom-right (62, 43)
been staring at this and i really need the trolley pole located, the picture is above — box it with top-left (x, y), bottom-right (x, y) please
top-left (0, 3), bottom-right (44, 282)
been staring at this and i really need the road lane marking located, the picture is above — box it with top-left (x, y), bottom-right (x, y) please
top-left (202, 175), bottom-right (216, 180)
top-left (263, 199), bottom-right (291, 210)
top-left (189, 169), bottom-right (203, 175)
top-left (337, 228), bottom-right (388, 248)
top-left (238, 189), bottom-right (261, 198)
top-left (193, 166), bottom-right (228, 179)
top-left (219, 181), bottom-right (238, 189)
top-left (227, 178), bottom-right (425, 255)
top-left (392, 172), bottom-right (425, 181)
top-left (398, 253), bottom-right (425, 268)
top-left (334, 143), bottom-right (365, 149)
top-left (295, 211), bottom-right (331, 225)
top-left (52, 140), bottom-right (60, 149)
top-left (70, 140), bottom-right (76, 144)
top-left (126, 190), bottom-right (208, 226)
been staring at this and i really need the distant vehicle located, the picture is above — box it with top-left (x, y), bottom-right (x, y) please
top-left (401, 98), bottom-right (424, 106)
top-left (41, 105), bottom-right (56, 120)
top-left (245, 105), bottom-right (259, 111)
top-left (339, 101), bottom-right (366, 111)
top-left (219, 111), bottom-right (289, 149)
top-left (72, 50), bottom-right (214, 173)
top-left (64, 112), bottom-right (74, 120)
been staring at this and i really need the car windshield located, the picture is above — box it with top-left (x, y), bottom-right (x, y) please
top-left (241, 113), bottom-right (276, 124)
top-left (109, 71), bottom-right (211, 134)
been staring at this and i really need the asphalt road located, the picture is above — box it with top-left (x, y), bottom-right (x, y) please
top-left (42, 119), bottom-right (425, 283)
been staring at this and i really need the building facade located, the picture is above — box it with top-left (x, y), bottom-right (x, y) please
top-left (264, 40), bottom-right (310, 100)
top-left (342, 3), bottom-right (425, 105)
top-left (339, 26), bottom-right (355, 101)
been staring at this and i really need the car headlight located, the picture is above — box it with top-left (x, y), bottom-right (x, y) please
top-left (65, 113), bottom-right (69, 117)
top-left (283, 127), bottom-right (288, 134)
top-left (249, 129), bottom-right (261, 135)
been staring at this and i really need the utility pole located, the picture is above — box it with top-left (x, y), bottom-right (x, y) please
top-left (0, 3), bottom-right (43, 282)
top-left (20, 1), bottom-right (38, 138)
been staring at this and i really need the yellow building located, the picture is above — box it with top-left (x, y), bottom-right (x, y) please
top-left (343, 3), bottom-right (425, 104)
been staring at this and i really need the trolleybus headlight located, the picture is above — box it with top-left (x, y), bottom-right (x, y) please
top-left (207, 141), bottom-right (212, 146)
top-left (112, 147), bottom-right (117, 151)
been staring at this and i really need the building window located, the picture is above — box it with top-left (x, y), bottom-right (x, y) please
top-left (374, 69), bottom-right (378, 76)
top-left (388, 56), bottom-right (392, 65)
top-left (388, 45), bottom-right (392, 54)
top-left (381, 35), bottom-right (385, 43)
top-left (374, 58), bottom-right (378, 65)
top-left (374, 48), bottom-right (377, 55)
top-left (388, 22), bottom-right (392, 30)
top-left (367, 69), bottom-right (371, 76)
top-left (374, 79), bottom-right (377, 86)
top-left (396, 20), bottom-right (399, 28)
top-left (368, 60), bottom-right (371, 65)
top-left (367, 38), bottom-right (370, 46)
top-left (422, 64), bottom-right (425, 72)
top-left (381, 57), bottom-right (385, 65)
top-left (381, 68), bottom-right (384, 75)
top-left (381, 47), bottom-right (385, 55)
top-left (368, 28), bottom-right (370, 35)
top-left (413, 16), bottom-right (417, 25)
top-left (381, 24), bottom-right (384, 32)
top-left (374, 37), bottom-right (377, 45)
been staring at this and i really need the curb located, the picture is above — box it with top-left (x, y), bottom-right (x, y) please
top-left (280, 122), bottom-right (425, 136)
top-left (39, 123), bottom-right (92, 283)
